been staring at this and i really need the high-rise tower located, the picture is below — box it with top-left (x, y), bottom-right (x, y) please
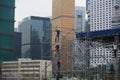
top-left (0, 0), bottom-right (15, 61)
top-left (52, 0), bottom-right (75, 71)
top-left (19, 16), bottom-right (51, 60)
top-left (86, 0), bottom-right (116, 66)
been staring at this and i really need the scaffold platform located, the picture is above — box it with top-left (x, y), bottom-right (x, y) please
top-left (76, 28), bottom-right (120, 39)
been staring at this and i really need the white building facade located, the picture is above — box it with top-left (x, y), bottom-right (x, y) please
top-left (86, 0), bottom-right (117, 66)
top-left (2, 58), bottom-right (52, 80)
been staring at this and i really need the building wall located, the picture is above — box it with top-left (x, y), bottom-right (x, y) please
top-left (0, 0), bottom-right (15, 61)
top-left (52, 0), bottom-right (75, 71)
top-left (19, 16), bottom-right (51, 60)
top-left (14, 32), bottom-right (21, 60)
top-left (2, 58), bottom-right (52, 80)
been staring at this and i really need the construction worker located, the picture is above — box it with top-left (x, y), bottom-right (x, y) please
top-left (57, 61), bottom-right (61, 71)
top-left (55, 45), bottom-right (60, 57)
top-left (55, 30), bottom-right (60, 42)
top-left (113, 44), bottom-right (117, 58)
top-left (55, 45), bottom-right (59, 50)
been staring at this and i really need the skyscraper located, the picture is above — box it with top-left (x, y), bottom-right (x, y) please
top-left (86, 0), bottom-right (116, 66)
top-left (75, 6), bottom-right (86, 32)
top-left (0, 0), bottom-right (15, 61)
top-left (52, 0), bottom-right (75, 71)
top-left (19, 16), bottom-right (51, 60)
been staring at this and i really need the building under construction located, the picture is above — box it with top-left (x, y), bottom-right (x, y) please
top-left (75, 2), bottom-right (120, 79)
top-left (74, 0), bottom-right (120, 79)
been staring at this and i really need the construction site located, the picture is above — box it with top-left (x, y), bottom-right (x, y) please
top-left (0, 0), bottom-right (120, 80)
top-left (51, 0), bottom-right (120, 80)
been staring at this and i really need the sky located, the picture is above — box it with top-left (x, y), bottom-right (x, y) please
top-left (15, 0), bottom-right (86, 27)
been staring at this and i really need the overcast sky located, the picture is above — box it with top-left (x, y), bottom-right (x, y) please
top-left (15, 0), bottom-right (85, 27)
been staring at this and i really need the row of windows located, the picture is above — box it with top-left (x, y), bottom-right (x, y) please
top-left (90, 48), bottom-right (112, 51)
top-left (90, 58), bottom-right (112, 64)
top-left (90, 54), bottom-right (112, 56)
top-left (91, 6), bottom-right (112, 9)
top-left (91, 22), bottom-right (111, 24)
top-left (90, 52), bottom-right (112, 55)
top-left (90, 51), bottom-right (112, 53)
top-left (91, 14), bottom-right (111, 17)
top-left (90, 25), bottom-right (110, 27)
top-left (90, 53), bottom-right (113, 56)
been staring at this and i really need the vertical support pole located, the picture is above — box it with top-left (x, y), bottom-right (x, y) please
top-left (72, 38), bottom-right (75, 79)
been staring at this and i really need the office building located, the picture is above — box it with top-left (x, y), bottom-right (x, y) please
top-left (86, 0), bottom-right (116, 66)
top-left (2, 58), bottom-right (52, 80)
top-left (14, 32), bottom-right (21, 60)
top-left (75, 6), bottom-right (86, 32)
top-left (0, 0), bottom-right (15, 61)
top-left (52, 0), bottom-right (75, 71)
top-left (19, 16), bottom-right (51, 60)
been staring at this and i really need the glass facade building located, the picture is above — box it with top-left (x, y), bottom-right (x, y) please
top-left (75, 6), bottom-right (86, 32)
top-left (0, 0), bottom-right (15, 61)
top-left (19, 16), bottom-right (51, 60)
top-left (14, 32), bottom-right (21, 60)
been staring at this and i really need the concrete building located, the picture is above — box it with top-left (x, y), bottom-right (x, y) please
top-left (2, 58), bottom-right (52, 80)
top-left (52, 0), bottom-right (75, 71)
top-left (19, 16), bottom-right (51, 60)
top-left (86, 0), bottom-right (117, 66)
